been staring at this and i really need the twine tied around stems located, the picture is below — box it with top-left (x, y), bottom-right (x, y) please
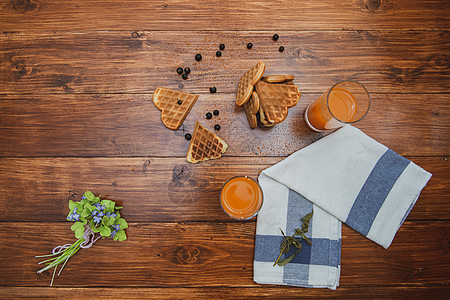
top-left (51, 225), bottom-right (101, 254)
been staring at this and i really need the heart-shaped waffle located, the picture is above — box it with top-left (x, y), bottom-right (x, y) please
top-left (153, 87), bottom-right (199, 130)
top-left (236, 62), bottom-right (265, 106)
top-left (186, 121), bottom-right (228, 164)
top-left (255, 81), bottom-right (301, 124)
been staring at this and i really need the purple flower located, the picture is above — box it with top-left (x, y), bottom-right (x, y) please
top-left (91, 210), bottom-right (97, 217)
top-left (111, 230), bottom-right (117, 238)
top-left (98, 211), bottom-right (104, 217)
top-left (72, 212), bottom-right (80, 221)
top-left (81, 196), bottom-right (86, 200)
top-left (112, 224), bottom-right (120, 231)
top-left (93, 216), bottom-right (102, 224)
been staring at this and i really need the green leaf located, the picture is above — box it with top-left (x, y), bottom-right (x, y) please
top-left (101, 200), bottom-right (115, 212)
top-left (300, 233), bottom-right (312, 246)
top-left (99, 226), bottom-right (111, 237)
top-left (114, 211), bottom-right (121, 221)
top-left (90, 222), bottom-right (100, 233)
top-left (117, 218), bottom-right (128, 229)
top-left (277, 248), bottom-right (301, 267)
top-left (71, 221), bottom-right (84, 232)
top-left (81, 208), bottom-right (90, 218)
top-left (102, 216), bottom-right (115, 226)
top-left (84, 191), bottom-right (95, 201)
top-left (292, 238), bottom-right (303, 250)
top-left (301, 210), bottom-right (314, 233)
top-left (115, 206), bottom-right (123, 210)
top-left (115, 229), bottom-right (127, 241)
top-left (69, 200), bottom-right (77, 211)
top-left (85, 203), bottom-right (94, 212)
top-left (74, 226), bottom-right (85, 239)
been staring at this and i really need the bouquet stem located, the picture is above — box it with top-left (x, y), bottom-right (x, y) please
top-left (36, 238), bottom-right (83, 287)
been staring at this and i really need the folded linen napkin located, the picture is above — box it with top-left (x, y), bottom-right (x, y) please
top-left (254, 125), bottom-right (431, 288)
top-left (254, 175), bottom-right (341, 289)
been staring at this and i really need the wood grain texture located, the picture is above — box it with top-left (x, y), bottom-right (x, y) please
top-left (0, 157), bottom-right (446, 222)
top-left (0, 221), bottom-right (448, 287)
top-left (1, 31), bottom-right (449, 94)
top-left (3, 286), bottom-right (450, 299)
top-left (0, 0), bottom-right (449, 31)
top-left (0, 93), bottom-right (448, 157)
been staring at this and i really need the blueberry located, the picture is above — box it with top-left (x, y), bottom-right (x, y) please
top-left (185, 133), bottom-right (192, 140)
top-left (210, 86), bottom-right (217, 93)
top-left (272, 34), bottom-right (279, 41)
top-left (279, 46), bottom-right (285, 52)
top-left (213, 110), bottom-right (219, 116)
top-left (216, 51), bottom-right (222, 57)
top-left (184, 67), bottom-right (191, 75)
top-left (177, 67), bottom-right (183, 74)
top-left (219, 43), bottom-right (225, 50)
top-left (182, 74), bottom-right (188, 80)
top-left (206, 112), bottom-right (212, 119)
top-left (177, 99), bottom-right (182, 105)
top-left (214, 124), bottom-right (221, 131)
top-left (195, 54), bottom-right (202, 61)
top-left (247, 43), bottom-right (253, 49)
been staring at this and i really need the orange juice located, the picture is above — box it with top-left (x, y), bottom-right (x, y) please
top-left (220, 176), bottom-right (263, 220)
top-left (306, 88), bottom-right (357, 131)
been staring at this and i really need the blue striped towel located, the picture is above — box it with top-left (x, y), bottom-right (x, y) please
top-left (254, 125), bottom-right (431, 289)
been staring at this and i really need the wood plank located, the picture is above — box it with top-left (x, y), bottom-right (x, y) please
top-left (0, 0), bottom-right (449, 31)
top-left (2, 285), bottom-right (450, 299)
top-left (0, 157), bottom-right (446, 222)
top-left (0, 221), bottom-right (448, 287)
top-left (0, 94), bottom-right (448, 157)
top-left (1, 31), bottom-right (449, 94)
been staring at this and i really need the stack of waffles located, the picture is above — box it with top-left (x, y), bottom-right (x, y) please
top-left (235, 62), bottom-right (301, 128)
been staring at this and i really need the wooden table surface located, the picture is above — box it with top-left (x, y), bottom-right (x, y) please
top-left (1, 0), bottom-right (449, 298)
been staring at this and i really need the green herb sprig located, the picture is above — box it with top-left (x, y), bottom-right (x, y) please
top-left (274, 210), bottom-right (313, 267)
top-left (36, 191), bottom-right (128, 286)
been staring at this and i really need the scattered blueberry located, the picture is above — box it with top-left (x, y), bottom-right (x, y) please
top-left (247, 43), bottom-right (253, 49)
top-left (214, 124), bottom-right (221, 131)
top-left (182, 74), bottom-right (188, 80)
top-left (216, 51), bottom-right (222, 57)
top-left (177, 99), bottom-right (182, 105)
top-left (206, 112), bottom-right (212, 119)
top-left (184, 67), bottom-right (191, 75)
top-left (177, 67), bottom-right (183, 74)
top-left (210, 86), bottom-right (217, 93)
top-left (219, 43), bottom-right (225, 50)
top-left (185, 133), bottom-right (192, 140)
top-left (195, 54), bottom-right (202, 61)
top-left (279, 46), bottom-right (285, 52)
top-left (272, 34), bottom-right (279, 41)
top-left (213, 110), bottom-right (219, 116)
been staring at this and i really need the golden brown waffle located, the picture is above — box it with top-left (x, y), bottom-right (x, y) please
top-left (153, 87), bottom-right (199, 130)
top-left (261, 74), bottom-right (294, 83)
top-left (186, 121), bottom-right (228, 164)
top-left (258, 104), bottom-right (275, 127)
top-left (236, 62), bottom-right (265, 106)
top-left (255, 81), bottom-right (301, 124)
top-left (244, 91), bottom-right (260, 129)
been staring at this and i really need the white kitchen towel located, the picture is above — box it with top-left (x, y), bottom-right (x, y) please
top-left (258, 125), bottom-right (432, 248)
top-left (254, 173), bottom-right (341, 289)
top-left (254, 125), bottom-right (431, 289)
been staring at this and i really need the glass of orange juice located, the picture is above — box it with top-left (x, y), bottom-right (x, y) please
top-left (220, 176), bottom-right (263, 220)
top-left (304, 80), bottom-right (370, 132)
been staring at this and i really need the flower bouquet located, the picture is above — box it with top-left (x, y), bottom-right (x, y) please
top-left (36, 191), bottom-right (128, 286)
